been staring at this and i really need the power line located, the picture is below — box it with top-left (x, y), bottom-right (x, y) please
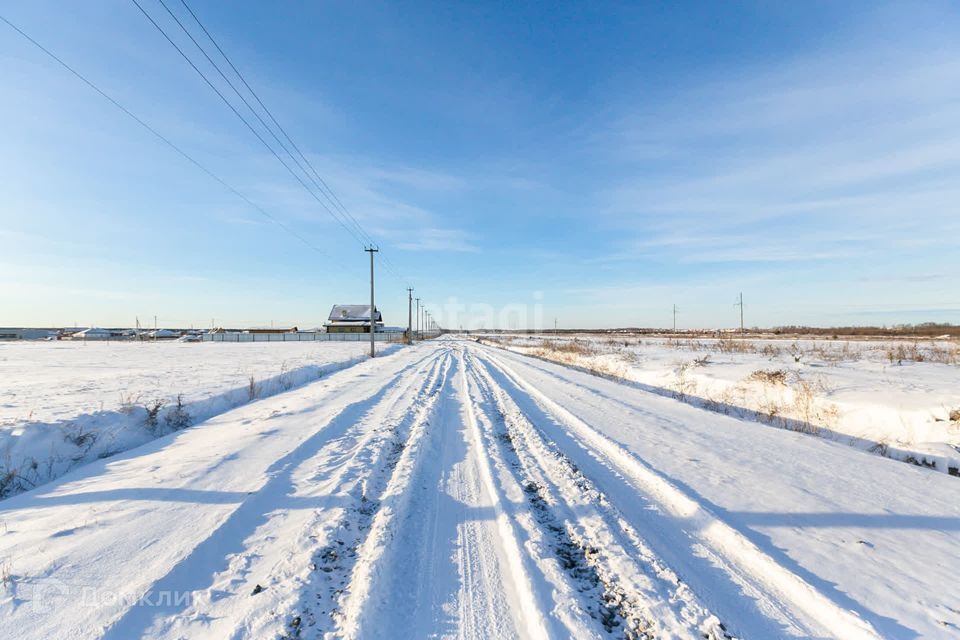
top-left (131, 0), bottom-right (373, 249)
top-left (157, 0), bottom-right (344, 225)
top-left (177, 0), bottom-right (374, 248)
top-left (166, 0), bottom-right (377, 251)
top-left (0, 12), bottom-right (343, 270)
top-left (145, 0), bottom-right (413, 288)
top-left (176, 0), bottom-right (412, 288)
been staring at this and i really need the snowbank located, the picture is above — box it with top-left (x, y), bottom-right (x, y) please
top-left (481, 335), bottom-right (960, 474)
top-left (0, 341), bottom-right (400, 498)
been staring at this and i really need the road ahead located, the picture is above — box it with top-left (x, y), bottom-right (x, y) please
top-left (2, 338), bottom-right (958, 639)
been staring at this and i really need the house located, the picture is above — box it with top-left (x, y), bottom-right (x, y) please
top-left (0, 328), bottom-right (57, 340)
top-left (244, 326), bottom-right (298, 334)
top-left (72, 328), bottom-right (112, 340)
top-left (324, 305), bottom-right (383, 333)
top-left (148, 329), bottom-right (179, 339)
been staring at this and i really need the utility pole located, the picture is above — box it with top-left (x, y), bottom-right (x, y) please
top-left (407, 288), bottom-right (413, 342)
top-left (673, 304), bottom-right (678, 332)
top-left (415, 297), bottom-right (421, 340)
top-left (554, 317), bottom-right (558, 334)
top-left (365, 246), bottom-right (379, 357)
top-left (735, 292), bottom-right (744, 336)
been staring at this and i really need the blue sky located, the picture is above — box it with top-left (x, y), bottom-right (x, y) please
top-left (1, 1), bottom-right (958, 330)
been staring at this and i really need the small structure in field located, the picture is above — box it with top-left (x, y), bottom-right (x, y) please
top-left (325, 305), bottom-right (383, 334)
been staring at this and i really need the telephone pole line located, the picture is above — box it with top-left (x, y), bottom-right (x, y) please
top-left (407, 288), bottom-right (413, 342)
top-left (415, 297), bottom-right (421, 340)
top-left (365, 246), bottom-right (379, 357)
top-left (673, 304), bottom-right (678, 332)
top-left (735, 292), bottom-right (744, 336)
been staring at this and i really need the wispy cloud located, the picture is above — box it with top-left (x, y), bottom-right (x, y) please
top-left (394, 227), bottom-right (479, 253)
top-left (236, 154), bottom-right (481, 255)
top-left (592, 29), bottom-right (960, 268)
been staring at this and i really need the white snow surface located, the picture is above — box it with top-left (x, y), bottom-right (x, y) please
top-left (482, 335), bottom-right (960, 472)
top-left (0, 337), bottom-right (957, 639)
top-left (0, 341), bottom-right (396, 498)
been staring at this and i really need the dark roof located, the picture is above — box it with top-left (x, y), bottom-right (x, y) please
top-left (327, 305), bottom-right (382, 323)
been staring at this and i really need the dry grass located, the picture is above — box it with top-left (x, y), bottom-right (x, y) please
top-left (658, 336), bottom-right (958, 366)
top-left (672, 361), bottom-right (698, 399)
top-left (538, 339), bottom-right (598, 356)
top-left (1, 559), bottom-right (12, 590)
top-left (715, 338), bottom-right (755, 354)
top-left (482, 337), bottom-right (625, 379)
top-left (885, 341), bottom-right (960, 365)
top-left (748, 369), bottom-right (788, 385)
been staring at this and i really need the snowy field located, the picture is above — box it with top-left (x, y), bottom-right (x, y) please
top-left (0, 337), bottom-right (957, 639)
top-left (480, 335), bottom-right (960, 474)
top-left (0, 340), bottom-right (396, 498)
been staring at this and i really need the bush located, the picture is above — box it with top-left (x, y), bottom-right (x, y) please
top-left (144, 400), bottom-right (164, 431)
top-left (63, 424), bottom-right (97, 451)
top-left (165, 395), bottom-right (191, 431)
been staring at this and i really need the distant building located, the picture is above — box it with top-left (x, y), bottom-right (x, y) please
top-left (0, 328), bottom-right (57, 340)
top-left (72, 328), bottom-right (113, 340)
top-left (148, 329), bottom-right (179, 339)
top-left (324, 305), bottom-right (383, 334)
top-left (244, 326), bottom-right (298, 334)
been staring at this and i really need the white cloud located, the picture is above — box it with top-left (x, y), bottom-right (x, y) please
top-left (589, 31), bottom-right (960, 267)
top-left (395, 227), bottom-right (479, 253)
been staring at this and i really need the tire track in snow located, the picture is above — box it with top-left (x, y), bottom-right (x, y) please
top-left (338, 346), bottom-right (551, 639)
top-left (464, 348), bottom-right (731, 640)
top-left (331, 349), bottom-right (457, 638)
top-left (456, 346), bottom-right (553, 639)
top-left (107, 348), bottom-right (444, 640)
top-left (475, 345), bottom-right (882, 640)
top-left (241, 348), bottom-right (451, 639)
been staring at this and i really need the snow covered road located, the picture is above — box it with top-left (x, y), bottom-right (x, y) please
top-left (1, 338), bottom-right (957, 638)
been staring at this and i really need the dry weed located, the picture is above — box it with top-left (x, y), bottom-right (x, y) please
top-left (748, 369), bottom-right (788, 385)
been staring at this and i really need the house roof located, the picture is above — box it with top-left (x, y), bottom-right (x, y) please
top-left (75, 327), bottom-right (111, 336)
top-left (327, 305), bottom-right (382, 323)
top-left (244, 325), bottom-right (297, 331)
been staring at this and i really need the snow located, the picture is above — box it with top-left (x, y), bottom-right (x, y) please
top-left (0, 338), bottom-right (957, 639)
top-left (481, 335), bottom-right (960, 473)
top-left (0, 340), bottom-right (397, 499)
